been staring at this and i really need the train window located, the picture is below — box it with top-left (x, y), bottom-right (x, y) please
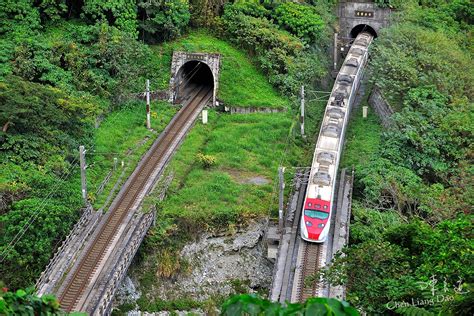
top-left (304, 210), bottom-right (329, 220)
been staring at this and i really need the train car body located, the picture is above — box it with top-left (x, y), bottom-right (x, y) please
top-left (301, 33), bottom-right (373, 243)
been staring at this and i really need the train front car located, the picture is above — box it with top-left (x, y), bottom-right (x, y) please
top-left (300, 32), bottom-right (373, 243)
top-left (300, 198), bottom-right (331, 242)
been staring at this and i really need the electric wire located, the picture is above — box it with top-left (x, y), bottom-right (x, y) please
top-left (0, 157), bottom-right (80, 263)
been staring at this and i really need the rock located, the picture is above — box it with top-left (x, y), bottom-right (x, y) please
top-left (245, 176), bottom-right (270, 185)
top-left (146, 220), bottom-right (273, 302)
top-left (113, 276), bottom-right (140, 309)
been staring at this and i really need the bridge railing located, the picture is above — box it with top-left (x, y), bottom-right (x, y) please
top-left (36, 205), bottom-right (102, 295)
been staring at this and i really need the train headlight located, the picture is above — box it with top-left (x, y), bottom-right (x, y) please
top-left (318, 223), bottom-right (325, 228)
top-left (305, 221), bottom-right (313, 227)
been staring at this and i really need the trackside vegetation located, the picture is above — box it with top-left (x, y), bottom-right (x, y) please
top-left (151, 30), bottom-right (289, 108)
top-left (332, 0), bottom-right (473, 315)
top-left (1, 0), bottom-right (471, 315)
top-left (1, 0), bottom-right (334, 293)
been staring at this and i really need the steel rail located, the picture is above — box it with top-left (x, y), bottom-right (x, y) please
top-left (58, 86), bottom-right (212, 312)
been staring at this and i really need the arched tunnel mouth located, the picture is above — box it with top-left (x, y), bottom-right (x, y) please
top-left (350, 24), bottom-right (377, 38)
top-left (175, 61), bottom-right (214, 103)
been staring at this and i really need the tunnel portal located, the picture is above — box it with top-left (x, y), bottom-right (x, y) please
top-left (350, 24), bottom-right (378, 38)
top-left (175, 61), bottom-right (214, 103)
top-left (169, 52), bottom-right (221, 106)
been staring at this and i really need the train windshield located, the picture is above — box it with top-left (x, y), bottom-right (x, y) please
top-left (304, 210), bottom-right (329, 220)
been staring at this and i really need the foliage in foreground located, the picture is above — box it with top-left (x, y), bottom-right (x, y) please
top-left (221, 294), bottom-right (359, 316)
top-left (0, 287), bottom-right (60, 315)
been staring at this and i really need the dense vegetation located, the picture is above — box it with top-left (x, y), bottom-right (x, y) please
top-left (0, 287), bottom-right (63, 315)
top-left (0, 0), bottom-right (333, 296)
top-left (221, 294), bottom-right (359, 315)
top-left (331, 1), bottom-right (473, 315)
top-left (3, 0), bottom-right (470, 315)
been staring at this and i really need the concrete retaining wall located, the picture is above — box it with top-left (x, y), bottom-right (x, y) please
top-left (225, 106), bottom-right (287, 114)
top-left (368, 86), bottom-right (394, 127)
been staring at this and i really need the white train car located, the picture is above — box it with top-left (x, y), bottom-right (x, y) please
top-left (300, 32), bottom-right (373, 243)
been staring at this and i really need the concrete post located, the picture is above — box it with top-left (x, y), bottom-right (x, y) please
top-left (363, 106), bottom-right (368, 118)
top-left (79, 145), bottom-right (87, 204)
top-left (300, 86), bottom-right (305, 137)
top-left (146, 79), bottom-right (151, 129)
top-left (334, 33), bottom-right (338, 70)
top-left (278, 167), bottom-right (285, 233)
top-left (113, 157), bottom-right (118, 170)
top-left (202, 109), bottom-right (208, 124)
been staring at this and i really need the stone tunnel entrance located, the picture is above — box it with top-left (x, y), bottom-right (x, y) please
top-left (169, 52), bottom-right (221, 106)
top-left (175, 61), bottom-right (214, 104)
top-left (350, 24), bottom-right (377, 38)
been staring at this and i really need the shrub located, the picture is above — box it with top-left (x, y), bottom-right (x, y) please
top-left (272, 2), bottom-right (324, 44)
top-left (0, 288), bottom-right (61, 315)
top-left (196, 153), bottom-right (216, 168)
top-left (138, 0), bottom-right (190, 42)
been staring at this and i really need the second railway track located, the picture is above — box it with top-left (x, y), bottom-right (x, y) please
top-left (296, 242), bottom-right (325, 301)
top-left (58, 86), bottom-right (212, 312)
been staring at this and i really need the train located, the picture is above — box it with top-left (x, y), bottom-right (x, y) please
top-left (300, 32), bottom-right (374, 243)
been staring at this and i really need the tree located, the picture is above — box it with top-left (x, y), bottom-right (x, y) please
top-left (221, 294), bottom-right (359, 315)
top-left (0, 288), bottom-right (61, 315)
top-left (82, 0), bottom-right (138, 37)
top-left (272, 2), bottom-right (324, 44)
top-left (138, 0), bottom-right (190, 42)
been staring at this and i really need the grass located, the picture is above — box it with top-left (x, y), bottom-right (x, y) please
top-left (87, 100), bottom-right (177, 210)
top-left (161, 110), bottom-right (303, 230)
top-left (151, 30), bottom-right (289, 109)
top-left (132, 110), bottom-right (305, 310)
top-left (340, 102), bottom-right (382, 170)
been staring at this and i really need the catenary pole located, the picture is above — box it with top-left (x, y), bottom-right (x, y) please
top-left (278, 167), bottom-right (285, 232)
top-left (300, 86), bottom-right (305, 137)
top-left (146, 79), bottom-right (151, 129)
top-left (79, 145), bottom-right (87, 204)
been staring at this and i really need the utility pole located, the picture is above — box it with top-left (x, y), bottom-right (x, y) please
top-left (278, 167), bottom-right (285, 233)
top-left (79, 145), bottom-right (87, 204)
top-left (146, 79), bottom-right (151, 129)
top-left (334, 33), bottom-right (338, 70)
top-left (300, 85), bottom-right (305, 137)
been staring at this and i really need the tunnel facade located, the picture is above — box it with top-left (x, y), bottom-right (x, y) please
top-left (338, 0), bottom-right (391, 39)
top-left (169, 52), bottom-right (220, 106)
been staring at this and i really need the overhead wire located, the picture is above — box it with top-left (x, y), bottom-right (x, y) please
top-left (0, 157), bottom-right (80, 263)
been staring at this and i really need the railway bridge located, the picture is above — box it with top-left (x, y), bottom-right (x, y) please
top-left (36, 55), bottom-right (218, 314)
top-left (35, 1), bottom-right (391, 314)
top-left (268, 0), bottom-right (393, 304)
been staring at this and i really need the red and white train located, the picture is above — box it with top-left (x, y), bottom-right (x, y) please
top-left (300, 32), bottom-right (374, 243)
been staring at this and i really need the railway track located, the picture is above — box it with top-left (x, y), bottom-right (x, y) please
top-left (58, 86), bottom-right (212, 312)
top-left (294, 241), bottom-right (325, 302)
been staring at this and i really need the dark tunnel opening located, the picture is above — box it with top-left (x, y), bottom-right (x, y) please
top-left (175, 61), bottom-right (214, 103)
top-left (350, 24), bottom-right (378, 38)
